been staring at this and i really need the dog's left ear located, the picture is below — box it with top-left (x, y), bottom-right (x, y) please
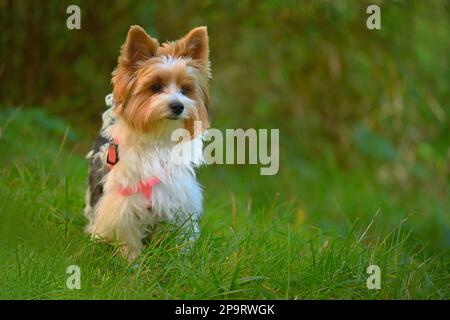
top-left (180, 26), bottom-right (209, 64)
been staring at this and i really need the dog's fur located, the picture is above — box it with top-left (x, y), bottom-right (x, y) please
top-left (84, 26), bottom-right (211, 261)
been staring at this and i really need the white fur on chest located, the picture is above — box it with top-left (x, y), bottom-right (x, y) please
top-left (102, 120), bottom-right (204, 225)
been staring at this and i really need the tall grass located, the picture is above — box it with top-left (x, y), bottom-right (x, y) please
top-left (0, 109), bottom-right (448, 299)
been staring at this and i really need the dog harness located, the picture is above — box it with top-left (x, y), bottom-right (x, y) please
top-left (106, 137), bottom-right (160, 202)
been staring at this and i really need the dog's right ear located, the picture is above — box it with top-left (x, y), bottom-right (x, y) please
top-left (113, 26), bottom-right (158, 108)
top-left (120, 25), bottom-right (159, 68)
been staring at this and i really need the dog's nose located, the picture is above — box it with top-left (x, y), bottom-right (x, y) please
top-left (169, 102), bottom-right (184, 115)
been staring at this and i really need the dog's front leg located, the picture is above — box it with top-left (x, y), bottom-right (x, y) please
top-left (87, 192), bottom-right (145, 262)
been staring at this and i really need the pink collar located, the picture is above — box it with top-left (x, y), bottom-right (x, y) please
top-left (107, 137), bottom-right (161, 202)
top-left (117, 176), bottom-right (161, 200)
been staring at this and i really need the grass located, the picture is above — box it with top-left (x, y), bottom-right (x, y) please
top-left (0, 108), bottom-right (448, 299)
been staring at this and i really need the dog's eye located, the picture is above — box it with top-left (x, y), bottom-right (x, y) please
top-left (181, 86), bottom-right (191, 95)
top-left (151, 83), bottom-right (162, 93)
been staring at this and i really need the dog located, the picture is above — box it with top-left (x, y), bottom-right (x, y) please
top-left (84, 25), bottom-right (211, 261)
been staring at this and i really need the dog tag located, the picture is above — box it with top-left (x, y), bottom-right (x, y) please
top-left (106, 140), bottom-right (119, 166)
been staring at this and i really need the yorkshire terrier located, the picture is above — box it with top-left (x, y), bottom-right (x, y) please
top-left (84, 26), bottom-right (211, 261)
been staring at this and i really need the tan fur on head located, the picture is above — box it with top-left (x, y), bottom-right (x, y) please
top-left (112, 26), bottom-right (210, 136)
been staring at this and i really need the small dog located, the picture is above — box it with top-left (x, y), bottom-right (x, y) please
top-left (84, 26), bottom-right (211, 261)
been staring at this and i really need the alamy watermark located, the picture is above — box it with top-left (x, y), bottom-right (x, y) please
top-left (170, 121), bottom-right (279, 176)
top-left (366, 265), bottom-right (381, 290)
top-left (67, 4), bottom-right (381, 31)
top-left (66, 265), bottom-right (81, 290)
top-left (66, 5), bottom-right (81, 30)
top-left (366, 5), bottom-right (381, 30)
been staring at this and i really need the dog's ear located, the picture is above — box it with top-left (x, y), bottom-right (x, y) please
top-left (113, 26), bottom-right (158, 108)
top-left (120, 25), bottom-right (159, 68)
top-left (180, 26), bottom-right (209, 64)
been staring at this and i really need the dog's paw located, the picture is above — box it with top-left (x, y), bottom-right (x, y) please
top-left (120, 245), bottom-right (141, 263)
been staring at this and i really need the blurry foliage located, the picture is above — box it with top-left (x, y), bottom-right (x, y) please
top-left (0, 0), bottom-right (449, 189)
top-left (353, 124), bottom-right (397, 161)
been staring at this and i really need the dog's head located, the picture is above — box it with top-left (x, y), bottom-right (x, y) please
top-left (112, 26), bottom-right (210, 137)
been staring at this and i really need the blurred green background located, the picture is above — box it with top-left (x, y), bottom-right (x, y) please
top-left (0, 0), bottom-right (449, 298)
top-left (1, 0), bottom-right (448, 166)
